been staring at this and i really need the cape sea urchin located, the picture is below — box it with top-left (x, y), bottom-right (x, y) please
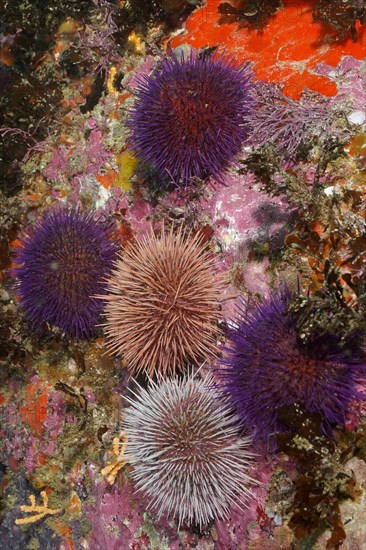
top-left (219, 287), bottom-right (366, 442)
top-left (102, 226), bottom-right (221, 377)
top-left (13, 207), bottom-right (118, 338)
top-left (128, 52), bottom-right (253, 185)
top-left (123, 373), bottom-right (254, 527)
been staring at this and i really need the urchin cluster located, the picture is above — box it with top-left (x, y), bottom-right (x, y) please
top-left (13, 207), bottom-right (118, 338)
top-left (102, 226), bottom-right (222, 377)
top-left (123, 373), bottom-right (254, 527)
top-left (128, 52), bottom-right (253, 185)
top-left (219, 287), bottom-right (366, 441)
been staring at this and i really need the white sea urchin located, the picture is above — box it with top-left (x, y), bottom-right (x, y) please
top-left (123, 373), bottom-right (255, 527)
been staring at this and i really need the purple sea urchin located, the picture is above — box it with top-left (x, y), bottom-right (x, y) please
top-left (123, 373), bottom-right (254, 527)
top-left (128, 52), bottom-right (253, 185)
top-left (13, 207), bottom-right (118, 338)
top-left (219, 287), bottom-right (366, 442)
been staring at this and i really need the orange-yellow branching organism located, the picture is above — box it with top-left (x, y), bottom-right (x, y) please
top-left (15, 491), bottom-right (61, 525)
top-left (101, 430), bottom-right (129, 484)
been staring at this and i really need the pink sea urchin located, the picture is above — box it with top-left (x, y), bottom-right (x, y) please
top-left (102, 226), bottom-right (222, 376)
top-left (123, 373), bottom-right (254, 527)
top-left (128, 51), bottom-right (253, 186)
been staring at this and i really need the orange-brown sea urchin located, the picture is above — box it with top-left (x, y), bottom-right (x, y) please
top-left (102, 226), bottom-right (222, 377)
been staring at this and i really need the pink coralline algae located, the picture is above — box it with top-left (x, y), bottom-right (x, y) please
top-left (43, 146), bottom-right (69, 180)
top-left (316, 56), bottom-right (366, 114)
top-left (85, 471), bottom-right (184, 550)
top-left (43, 129), bottom-right (112, 182)
top-left (201, 172), bottom-right (295, 264)
top-left (85, 476), bottom-right (148, 550)
top-left (247, 82), bottom-right (332, 157)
